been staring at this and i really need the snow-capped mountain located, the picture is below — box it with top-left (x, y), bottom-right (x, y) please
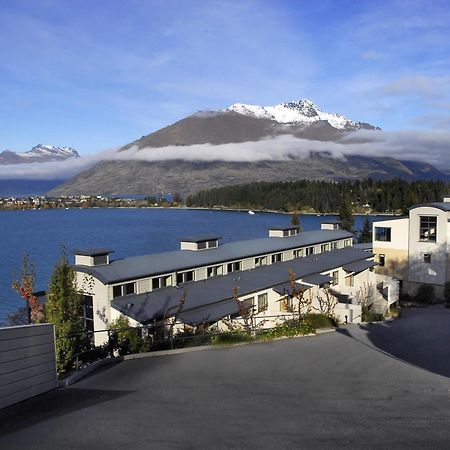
top-left (0, 144), bottom-right (79, 165)
top-left (224, 99), bottom-right (375, 130)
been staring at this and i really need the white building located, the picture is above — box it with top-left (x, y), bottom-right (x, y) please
top-left (372, 199), bottom-right (450, 298)
top-left (74, 225), bottom-right (392, 344)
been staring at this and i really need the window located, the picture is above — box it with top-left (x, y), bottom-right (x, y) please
top-left (280, 296), bottom-right (293, 312)
top-left (321, 243), bottom-right (330, 252)
top-left (332, 271), bottom-right (339, 286)
top-left (423, 253), bottom-right (432, 264)
top-left (271, 253), bottom-right (283, 263)
top-left (375, 227), bottom-right (391, 242)
top-left (331, 242), bottom-right (339, 250)
top-left (255, 256), bottom-right (267, 267)
top-left (82, 295), bottom-right (94, 333)
top-left (306, 246), bottom-right (314, 256)
top-left (152, 278), bottom-right (161, 290)
top-left (419, 216), bottom-right (437, 242)
top-left (197, 241), bottom-right (207, 250)
top-left (113, 283), bottom-right (136, 298)
top-left (293, 249), bottom-right (304, 259)
top-left (345, 275), bottom-right (355, 287)
top-left (344, 239), bottom-right (352, 247)
top-left (379, 254), bottom-right (385, 267)
top-left (207, 240), bottom-right (218, 248)
top-left (207, 265), bottom-right (223, 277)
top-left (176, 271), bottom-right (195, 284)
top-left (113, 285), bottom-right (122, 298)
top-left (93, 254), bottom-right (107, 265)
top-left (257, 293), bottom-right (268, 312)
top-left (227, 261), bottom-right (241, 273)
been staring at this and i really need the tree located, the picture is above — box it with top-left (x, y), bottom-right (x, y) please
top-left (44, 250), bottom-right (89, 373)
top-left (12, 254), bottom-right (42, 323)
top-left (358, 217), bottom-right (372, 243)
top-left (338, 196), bottom-right (354, 232)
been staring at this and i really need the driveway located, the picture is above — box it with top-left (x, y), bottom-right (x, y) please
top-left (1, 308), bottom-right (450, 449)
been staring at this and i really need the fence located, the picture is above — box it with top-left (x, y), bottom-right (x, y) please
top-left (0, 323), bottom-right (57, 409)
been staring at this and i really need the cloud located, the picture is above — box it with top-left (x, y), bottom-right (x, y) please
top-left (2, 128), bottom-right (450, 181)
top-left (113, 130), bottom-right (450, 168)
top-left (381, 75), bottom-right (450, 98)
top-left (0, 148), bottom-right (116, 180)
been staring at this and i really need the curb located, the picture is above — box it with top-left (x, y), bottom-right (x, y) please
top-left (59, 328), bottom-right (337, 387)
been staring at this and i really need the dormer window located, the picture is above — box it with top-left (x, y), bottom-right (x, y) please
top-left (74, 248), bottom-right (113, 267)
top-left (178, 235), bottom-right (221, 251)
top-left (269, 226), bottom-right (299, 238)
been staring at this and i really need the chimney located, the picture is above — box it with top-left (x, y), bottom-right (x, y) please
top-left (178, 235), bottom-right (221, 251)
top-left (74, 248), bottom-right (114, 266)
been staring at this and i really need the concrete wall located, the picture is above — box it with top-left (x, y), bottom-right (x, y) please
top-left (0, 324), bottom-right (57, 410)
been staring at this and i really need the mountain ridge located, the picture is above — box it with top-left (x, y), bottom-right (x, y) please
top-left (0, 144), bottom-right (79, 165)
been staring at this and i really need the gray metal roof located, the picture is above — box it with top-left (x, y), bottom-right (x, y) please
top-left (77, 229), bottom-right (353, 284)
top-left (269, 226), bottom-right (299, 231)
top-left (272, 282), bottom-right (309, 296)
top-left (111, 246), bottom-right (373, 325)
top-left (409, 202), bottom-right (450, 212)
top-left (302, 274), bottom-right (333, 286)
top-left (342, 260), bottom-right (377, 273)
top-left (352, 243), bottom-right (373, 251)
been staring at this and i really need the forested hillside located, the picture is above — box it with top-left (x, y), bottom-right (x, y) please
top-left (186, 179), bottom-right (448, 213)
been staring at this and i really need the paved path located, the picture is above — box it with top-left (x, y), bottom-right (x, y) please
top-left (1, 308), bottom-right (450, 449)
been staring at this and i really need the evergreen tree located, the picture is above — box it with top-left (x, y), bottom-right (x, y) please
top-left (45, 250), bottom-right (89, 373)
top-left (338, 196), bottom-right (354, 232)
top-left (358, 217), bottom-right (372, 243)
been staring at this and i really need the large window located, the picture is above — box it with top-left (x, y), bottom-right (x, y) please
top-left (257, 293), bottom-right (268, 312)
top-left (375, 227), bottom-right (391, 242)
top-left (293, 249), bottom-right (304, 259)
top-left (420, 216), bottom-right (437, 242)
top-left (82, 295), bottom-right (94, 333)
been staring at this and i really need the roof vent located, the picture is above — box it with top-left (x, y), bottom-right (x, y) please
top-left (321, 220), bottom-right (341, 230)
top-left (74, 248), bottom-right (114, 266)
top-left (178, 235), bottom-right (221, 251)
top-left (268, 226), bottom-right (299, 238)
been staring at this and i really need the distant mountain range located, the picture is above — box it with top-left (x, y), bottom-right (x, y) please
top-left (3, 100), bottom-right (448, 198)
top-left (0, 144), bottom-right (79, 165)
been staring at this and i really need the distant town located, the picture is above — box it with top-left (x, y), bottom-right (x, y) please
top-left (0, 194), bottom-right (182, 210)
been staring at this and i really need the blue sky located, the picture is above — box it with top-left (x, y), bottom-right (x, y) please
top-left (1, 0), bottom-right (450, 155)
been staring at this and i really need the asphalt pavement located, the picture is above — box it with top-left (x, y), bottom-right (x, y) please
top-left (1, 308), bottom-right (450, 449)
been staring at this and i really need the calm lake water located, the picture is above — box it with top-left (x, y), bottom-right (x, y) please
top-left (0, 208), bottom-right (379, 323)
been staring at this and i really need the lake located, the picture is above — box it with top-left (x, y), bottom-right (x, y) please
top-left (0, 208), bottom-right (380, 324)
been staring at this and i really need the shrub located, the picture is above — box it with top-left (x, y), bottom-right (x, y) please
top-left (415, 284), bottom-right (436, 304)
top-left (362, 310), bottom-right (384, 322)
top-left (211, 332), bottom-right (254, 345)
top-left (258, 320), bottom-right (315, 340)
top-left (303, 313), bottom-right (337, 329)
top-left (109, 316), bottom-right (151, 356)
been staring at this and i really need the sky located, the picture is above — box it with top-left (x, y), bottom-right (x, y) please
top-left (1, 0), bottom-right (450, 160)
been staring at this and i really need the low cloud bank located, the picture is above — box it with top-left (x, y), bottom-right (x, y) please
top-left (115, 129), bottom-right (450, 168)
top-left (0, 148), bottom-right (117, 180)
top-left (1, 129), bottom-right (449, 180)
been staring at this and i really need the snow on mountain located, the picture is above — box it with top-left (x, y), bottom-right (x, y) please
top-left (24, 144), bottom-right (79, 158)
top-left (224, 99), bottom-right (371, 130)
top-left (0, 144), bottom-right (79, 165)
